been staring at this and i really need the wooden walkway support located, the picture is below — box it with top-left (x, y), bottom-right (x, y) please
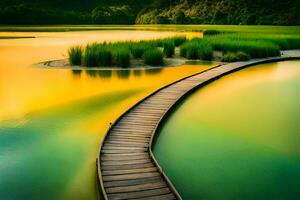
top-left (97, 52), bottom-right (300, 200)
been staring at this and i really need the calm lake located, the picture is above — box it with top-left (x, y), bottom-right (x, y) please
top-left (0, 29), bottom-right (212, 200)
top-left (154, 61), bottom-right (300, 200)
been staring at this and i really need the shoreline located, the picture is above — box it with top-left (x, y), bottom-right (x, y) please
top-left (34, 58), bottom-right (222, 71)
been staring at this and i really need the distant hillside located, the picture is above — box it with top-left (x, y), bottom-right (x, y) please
top-left (0, 0), bottom-right (299, 25)
top-left (136, 0), bottom-right (300, 25)
top-left (0, 0), bottom-right (152, 24)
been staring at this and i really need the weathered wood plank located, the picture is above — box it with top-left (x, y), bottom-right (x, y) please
top-left (106, 181), bottom-right (167, 194)
top-left (103, 172), bottom-right (161, 182)
top-left (102, 159), bottom-right (152, 166)
top-left (133, 193), bottom-right (176, 200)
top-left (101, 162), bottom-right (155, 171)
top-left (102, 167), bottom-right (157, 176)
top-left (104, 177), bottom-right (162, 188)
top-left (107, 188), bottom-right (171, 200)
top-left (101, 155), bottom-right (150, 162)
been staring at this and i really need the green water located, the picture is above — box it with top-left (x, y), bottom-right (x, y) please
top-left (153, 61), bottom-right (300, 200)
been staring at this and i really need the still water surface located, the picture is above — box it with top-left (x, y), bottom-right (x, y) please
top-left (0, 30), bottom-right (211, 200)
top-left (154, 61), bottom-right (300, 200)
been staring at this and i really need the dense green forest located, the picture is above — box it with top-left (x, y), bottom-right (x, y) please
top-left (0, 0), bottom-right (299, 25)
top-left (0, 0), bottom-right (152, 24)
top-left (137, 0), bottom-right (300, 25)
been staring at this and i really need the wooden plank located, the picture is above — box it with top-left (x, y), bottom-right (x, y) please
top-left (107, 136), bottom-right (150, 142)
top-left (109, 133), bottom-right (151, 139)
top-left (133, 193), bottom-right (176, 200)
top-left (106, 181), bottom-right (167, 194)
top-left (104, 177), bottom-right (161, 188)
top-left (101, 154), bottom-right (149, 161)
top-left (102, 145), bottom-right (148, 150)
top-left (112, 128), bottom-right (152, 133)
top-left (101, 162), bottom-right (155, 171)
top-left (101, 149), bottom-right (147, 154)
top-left (107, 188), bottom-right (171, 200)
top-left (106, 141), bottom-right (149, 147)
top-left (102, 152), bottom-right (148, 157)
top-left (103, 172), bottom-right (160, 182)
top-left (102, 159), bottom-right (152, 166)
top-left (119, 119), bottom-right (158, 124)
top-left (102, 167), bottom-right (157, 176)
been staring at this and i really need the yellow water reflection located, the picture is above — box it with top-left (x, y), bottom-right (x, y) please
top-left (0, 30), bottom-right (213, 200)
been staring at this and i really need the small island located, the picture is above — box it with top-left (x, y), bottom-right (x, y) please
top-left (43, 30), bottom-right (300, 69)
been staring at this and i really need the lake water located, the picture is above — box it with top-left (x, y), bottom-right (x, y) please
top-left (0, 30), bottom-right (212, 200)
top-left (153, 61), bottom-right (300, 200)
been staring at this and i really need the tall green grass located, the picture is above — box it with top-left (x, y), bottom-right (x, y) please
top-left (203, 29), bottom-right (221, 36)
top-left (163, 40), bottom-right (175, 57)
top-left (180, 39), bottom-right (213, 60)
top-left (172, 36), bottom-right (187, 46)
top-left (143, 48), bottom-right (164, 66)
top-left (68, 32), bottom-right (300, 67)
top-left (113, 47), bottom-right (131, 67)
top-left (68, 46), bottom-right (83, 65)
top-left (206, 34), bottom-right (281, 58)
top-left (84, 44), bottom-right (112, 67)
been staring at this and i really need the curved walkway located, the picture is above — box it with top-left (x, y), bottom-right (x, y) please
top-left (97, 51), bottom-right (300, 200)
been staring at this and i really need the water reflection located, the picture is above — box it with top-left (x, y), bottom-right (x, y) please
top-left (133, 70), bottom-right (143, 77)
top-left (78, 68), bottom-right (165, 80)
top-left (144, 68), bottom-right (164, 75)
top-left (72, 70), bottom-right (82, 76)
top-left (116, 70), bottom-right (131, 79)
top-left (97, 70), bottom-right (113, 79)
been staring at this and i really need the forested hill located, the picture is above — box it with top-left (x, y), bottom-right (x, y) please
top-left (0, 0), bottom-right (152, 24)
top-left (136, 0), bottom-right (300, 25)
top-left (0, 0), bottom-right (299, 25)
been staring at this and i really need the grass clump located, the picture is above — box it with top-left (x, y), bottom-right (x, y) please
top-left (112, 48), bottom-right (131, 67)
top-left (180, 39), bottom-right (213, 60)
top-left (143, 48), bottom-right (164, 66)
top-left (207, 35), bottom-right (281, 58)
top-left (68, 46), bottom-right (83, 65)
top-left (203, 30), bottom-right (221, 36)
top-left (84, 44), bottom-right (112, 67)
top-left (172, 36), bottom-right (187, 46)
top-left (130, 43), bottom-right (150, 58)
top-left (163, 40), bottom-right (175, 57)
top-left (236, 52), bottom-right (251, 61)
top-left (222, 52), bottom-right (251, 62)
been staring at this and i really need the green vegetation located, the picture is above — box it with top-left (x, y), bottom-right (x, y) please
top-left (180, 40), bottom-right (213, 60)
top-left (173, 36), bottom-right (187, 46)
top-left (143, 49), bottom-right (164, 66)
top-left (68, 46), bottom-right (83, 65)
top-left (163, 41), bottom-right (175, 57)
top-left (0, 0), bottom-right (299, 25)
top-left (136, 0), bottom-right (300, 25)
top-left (203, 30), bottom-right (221, 36)
top-left (206, 35), bottom-right (281, 58)
top-left (222, 52), bottom-right (251, 62)
top-left (113, 48), bottom-right (131, 67)
top-left (68, 31), bottom-right (300, 67)
top-left (0, 0), bottom-right (152, 25)
top-left (70, 36), bottom-right (185, 67)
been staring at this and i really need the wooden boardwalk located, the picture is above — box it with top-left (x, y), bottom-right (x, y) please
top-left (97, 52), bottom-right (300, 200)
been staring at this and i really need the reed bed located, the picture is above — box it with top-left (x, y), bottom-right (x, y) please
top-left (68, 32), bottom-right (300, 67)
top-left (180, 39), bottom-right (213, 60)
top-left (68, 36), bottom-right (186, 67)
top-left (143, 48), bottom-right (164, 66)
top-left (163, 40), bottom-right (175, 57)
top-left (68, 46), bottom-right (83, 65)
